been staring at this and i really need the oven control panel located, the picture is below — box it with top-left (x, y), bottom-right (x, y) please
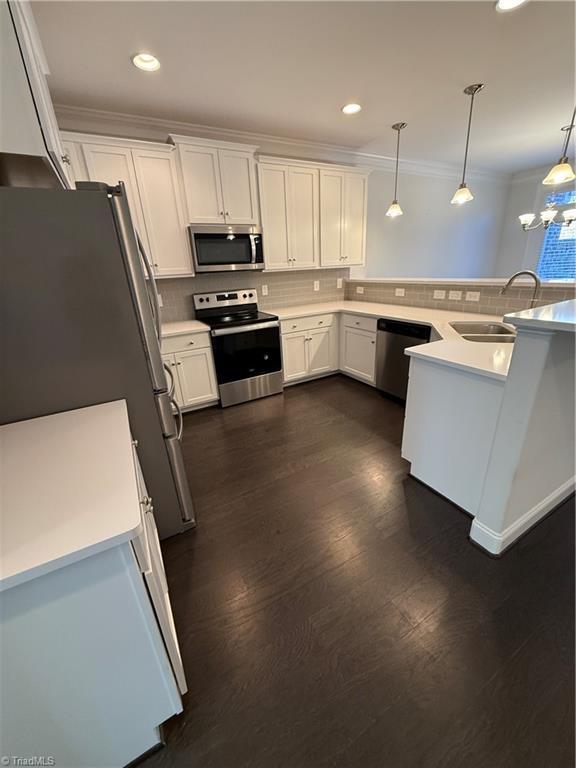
top-left (193, 289), bottom-right (258, 310)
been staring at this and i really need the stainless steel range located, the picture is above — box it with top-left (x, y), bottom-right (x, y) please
top-left (194, 289), bottom-right (284, 408)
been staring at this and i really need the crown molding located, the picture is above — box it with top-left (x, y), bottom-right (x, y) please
top-left (54, 103), bottom-right (507, 184)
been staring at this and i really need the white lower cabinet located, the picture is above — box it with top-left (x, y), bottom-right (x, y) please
top-left (162, 333), bottom-right (218, 410)
top-left (281, 316), bottom-right (338, 383)
top-left (340, 325), bottom-right (377, 385)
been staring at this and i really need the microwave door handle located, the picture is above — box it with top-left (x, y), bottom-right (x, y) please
top-left (250, 234), bottom-right (256, 264)
top-left (136, 232), bottom-right (162, 343)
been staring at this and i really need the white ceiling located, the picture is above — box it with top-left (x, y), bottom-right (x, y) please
top-left (32, 1), bottom-right (575, 174)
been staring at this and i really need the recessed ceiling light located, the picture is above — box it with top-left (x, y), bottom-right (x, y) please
top-left (495, 0), bottom-right (529, 12)
top-left (131, 52), bottom-right (160, 72)
top-left (342, 103), bottom-right (362, 115)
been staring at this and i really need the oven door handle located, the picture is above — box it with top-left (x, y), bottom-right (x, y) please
top-left (211, 321), bottom-right (279, 337)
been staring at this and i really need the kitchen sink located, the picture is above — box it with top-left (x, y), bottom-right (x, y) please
top-left (450, 322), bottom-right (515, 335)
top-left (461, 334), bottom-right (516, 343)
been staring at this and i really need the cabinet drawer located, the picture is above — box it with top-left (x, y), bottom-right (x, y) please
top-left (342, 314), bottom-right (377, 333)
top-left (161, 332), bottom-right (211, 354)
top-left (281, 314), bottom-right (334, 334)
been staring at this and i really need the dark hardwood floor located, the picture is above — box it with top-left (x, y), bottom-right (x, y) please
top-left (145, 375), bottom-right (575, 768)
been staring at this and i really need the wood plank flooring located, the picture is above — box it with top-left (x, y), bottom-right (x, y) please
top-left (144, 375), bottom-right (574, 768)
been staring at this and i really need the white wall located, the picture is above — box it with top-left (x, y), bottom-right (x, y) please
top-left (355, 168), bottom-right (508, 279)
top-left (493, 166), bottom-right (548, 276)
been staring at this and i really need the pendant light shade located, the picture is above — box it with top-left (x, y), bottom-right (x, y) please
top-left (386, 201), bottom-right (404, 217)
top-left (542, 107), bottom-right (575, 185)
top-left (386, 122), bottom-right (406, 219)
top-left (451, 83), bottom-right (484, 206)
top-left (451, 183), bottom-right (474, 205)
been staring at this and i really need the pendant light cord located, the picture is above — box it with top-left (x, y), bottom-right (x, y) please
top-left (560, 106), bottom-right (576, 160)
top-left (394, 129), bottom-right (401, 200)
top-left (461, 92), bottom-right (476, 185)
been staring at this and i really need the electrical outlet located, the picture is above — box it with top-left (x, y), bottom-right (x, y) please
top-left (337, 278), bottom-right (343, 289)
top-left (395, 288), bottom-right (406, 297)
top-left (157, 293), bottom-right (163, 307)
top-left (261, 284), bottom-right (268, 297)
top-left (449, 290), bottom-right (462, 301)
top-left (465, 291), bottom-right (480, 302)
top-left (356, 286), bottom-right (364, 294)
top-left (314, 280), bottom-right (320, 292)
top-left (433, 289), bottom-right (446, 300)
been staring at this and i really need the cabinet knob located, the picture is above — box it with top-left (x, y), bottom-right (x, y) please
top-left (226, 211), bottom-right (230, 216)
top-left (292, 325), bottom-right (297, 329)
top-left (219, 211), bottom-right (224, 216)
top-left (371, 340), bottom-right (375, 344)
top-left (318, 321), bottom-right (323, 325)
top-left (188, 341), bottom-right (195, 345)
top-left (61, 153), bottom-right (71, 165)
top-left (177, 361), bottom-right (182, 365)
top-left (132, 439), bottom-right (138, 447)
top-left (355, 321), bottom-right (360, 325)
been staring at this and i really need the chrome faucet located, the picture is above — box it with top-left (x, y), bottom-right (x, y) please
top-left (500, 270), bottom-right (541, 308)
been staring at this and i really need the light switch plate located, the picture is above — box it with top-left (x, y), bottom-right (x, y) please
top-left (395, 288), bottom-right (406, 297)
top-left (261, 284), bottom-right (268, 296)
top-left (157, 293), bottom-right (163, 307)
top-left (356, 286), bottom-right (364, 294)
top-left (466, 291), bottom-right (480, 302)
top-left (314, 280), bottom-right (320, 292)
top-left (449, 290), bottom-right (462, 301)
top-left (337, 278), bottom-right (343, 289)
top-left (433, 289), bottom-right (446, 300)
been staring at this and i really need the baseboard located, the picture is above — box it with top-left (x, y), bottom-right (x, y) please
top-left (283, 370), bottom-right (338, 387)
top-left (470, 477), bottom-right (576, 555)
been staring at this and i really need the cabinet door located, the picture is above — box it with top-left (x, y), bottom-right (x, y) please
top-left (258, 164), bottom-right (291, 271)
top-left (60, 140), bottom-right (87, 187)
top-left (81, 142), bottom-right (150, 252)
top-left (178, 145), bottom-right (225, 224)
top-left (175, 348), bottom-right (218, 407)
top-left (343, 174), bottom-right (368, 266)
top-left (288, 167), bottom-right (319, 270)
top-left (307, 327), bottom-right (336, 376)
top-left (132, 148), bottom-right (193, 277)
top-left (162, 353), bottom-right (184, 407)
top-left (319, 170), bottom-right (344, 266)
top-left (341, 327), bottom-right (376, 384)
top-left (282, 331), bottom-right (308, 382)
top-left (219, 150), bottom-right (258, 224)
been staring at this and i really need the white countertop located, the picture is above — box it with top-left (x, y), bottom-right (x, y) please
top-left (0, 401), bottom-right (142, 592)
top-left (505, 299), bottom-right (576, 333)
top-left (162, 319), bottom-right (210, 337)
top-left (161, 300), bottom-right (516, 380)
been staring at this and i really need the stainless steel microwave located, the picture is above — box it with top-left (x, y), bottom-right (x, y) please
top-left (188, 225), bottom-right (264, 273)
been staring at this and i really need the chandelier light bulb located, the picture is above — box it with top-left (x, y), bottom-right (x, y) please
top-left (451, 183), bottom-right (474, 206)
top-left (519, 213), bottom-right (536, 228)
top-left (540, 209), bottom-right (558, 225)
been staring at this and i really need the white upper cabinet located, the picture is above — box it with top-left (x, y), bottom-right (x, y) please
top-left (132, 148), bottom-right (191, 276)
top-left (320, 170), bottom-right (368, 267)
top-left (176, 145), bottom-right (224, 224)
top-left (258, 160), bottom-right (319, 271)
top-left (218, 150), bottom-right (259, 224)
top-left (319, 171), bottom-right (345, 266)
top-left (80, 141), bottom-right (151, 254)
top-left (64, 133), bottom-right (194, 277)
top-left (288, 166), bottom-right (319, 269)
top-left (171, 136), bottom-right (259, 225)
top-left (258, 164), bottom-right (291, 270)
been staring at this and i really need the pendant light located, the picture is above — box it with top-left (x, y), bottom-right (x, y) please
top-left (542, 106), bottom-right (576, 185)
top-left (386, 122), bottom-right (407, 218)
top-left (451, 83), bottom-right (484, 205)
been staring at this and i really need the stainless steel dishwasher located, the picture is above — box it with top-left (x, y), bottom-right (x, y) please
top-left (375, 319), bottom-right (431, 400)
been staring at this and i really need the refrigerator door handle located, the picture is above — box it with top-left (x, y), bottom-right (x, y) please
top-left (163, 362), bottom-right (175, 398)
top-left (136, 231), bottom-right (162, 343)
top-left (171, 396), bottom-right (183, 441)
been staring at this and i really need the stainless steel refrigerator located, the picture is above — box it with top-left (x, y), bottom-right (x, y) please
top-left (0, 182), bottom-right (195, 538)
